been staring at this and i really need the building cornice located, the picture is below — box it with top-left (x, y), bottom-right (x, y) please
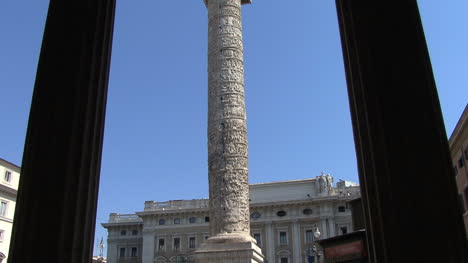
top-left (101, 221), bottom-right (143, 228)
top-left (133, 195), bottom-right (355, 218)
top-left (0, 158), bottom-right (21, 173)
top-left (449, 104), bottom-right (468, 149)
top-left (250, 195), bottom-right (355, 209)
top-left (137, 208), bottom-right (208, 217)
top-left (0, 183), bottom-right (17, 197)
top-left (250, 178), bottom-right (316, 188)
top-left (0, 216), bottom-right (13, 223)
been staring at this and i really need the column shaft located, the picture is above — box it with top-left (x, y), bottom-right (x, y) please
top-left (196, 0), bottom-right (264, 261)
top-left (207, 0), bottom-right (250, 236)
top-left (8, 1), bottom-right (115, 263)
top-left (335, 0), bottom-right (468, 262)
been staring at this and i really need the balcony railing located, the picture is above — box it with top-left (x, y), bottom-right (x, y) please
top-left (108, 213), bottom-right (142, 223)
top-left (144, 199), bottom-right (209, 211)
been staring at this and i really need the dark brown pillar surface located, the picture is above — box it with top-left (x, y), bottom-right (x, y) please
top-left (335, 1), bottom-right (467, 262)
top-left (8, 1), bottom-right (115, 263)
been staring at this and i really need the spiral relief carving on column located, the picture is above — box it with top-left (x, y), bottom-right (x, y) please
top-left (207, 0), bottom-right (251, 237)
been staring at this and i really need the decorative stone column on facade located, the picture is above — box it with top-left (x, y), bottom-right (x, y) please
top-left (106, 240), bottom-right (118, 263)
top-left (320, 218), bottom-right (328, 239)
top-left (142, 229), bottom-right (155, 263)
top-left (194, 0), bottom-right (264, 262)
top-left (291, 221), bottom-right (302, 263)
top-left (265, 221), bottom-right (275, 263)
top-left (328, 217), bottom-right (336, 237)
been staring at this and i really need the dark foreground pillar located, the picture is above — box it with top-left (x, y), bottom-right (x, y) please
top-left (8, 1), bottom-right (115, 263)
top-left (335, 1), bottom-right (467, 262)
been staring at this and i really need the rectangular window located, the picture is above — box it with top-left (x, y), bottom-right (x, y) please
top-left (306, 230), bottom-right (313, 242)
top-left (253, 233), bottom-right (261, 246)
top-left (173, 238), bottom-right (180, 251)
top-left (0, 230), bottom-right (4, 242)
top-left (189, 237), bottom-right (196, 249)
top-left (0, 201), bottom-right (7, 217)
top-left (132, 230), bottom-right (138, 235)
top-left (158, 239), bottom-right (165, 250)
top-left (119, 247), bottom-right (125, 258)
top-left (281, 257), bottom-right (288, 263)
top-left (131, 247), bottom-right (137, 257)
top-left (340, 226), bottom-right (348, 235)
top-left (279, 231), bottom-right (287, 245)
top-left (3, 171), bottom-right (11, 183)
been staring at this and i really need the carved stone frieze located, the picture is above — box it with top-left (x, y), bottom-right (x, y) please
top-left (209, 57), bottom-right (244, 71)
top-left (206, 0), bottom-right (252, 243)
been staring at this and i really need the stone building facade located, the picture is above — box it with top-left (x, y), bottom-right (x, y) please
top-left (450, 104), bottom-right (468, 235)
top-left (0, 159), bottom-right (20, 263)
top-left (102, 175), bottom-right (360, 263)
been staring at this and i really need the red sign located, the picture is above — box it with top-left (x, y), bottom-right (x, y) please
top-left (325, 241), bottom-right (363, 259)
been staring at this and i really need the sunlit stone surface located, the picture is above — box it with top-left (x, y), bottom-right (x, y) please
top-left (196, 0), bottom-right (264, 262)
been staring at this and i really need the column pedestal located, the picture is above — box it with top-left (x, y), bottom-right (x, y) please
top-left (194, 239), bottom-right (263, 263)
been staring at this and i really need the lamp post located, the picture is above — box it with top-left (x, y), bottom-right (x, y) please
top-left (307, 227), bottom-right (321, 263)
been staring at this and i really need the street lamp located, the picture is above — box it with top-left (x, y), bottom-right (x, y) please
top-left (307, 227), bottom-right (321, 263)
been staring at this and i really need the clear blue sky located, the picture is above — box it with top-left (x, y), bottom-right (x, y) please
top-left (1, 0), bottom-right (467, 256)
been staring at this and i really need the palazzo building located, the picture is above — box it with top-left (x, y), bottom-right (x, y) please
top-left (450, 104), bottom-right (468, 234)
top-left (103, 174), bottom-right (360, 263)
top-left (0, 159), bottom-right (20, 263)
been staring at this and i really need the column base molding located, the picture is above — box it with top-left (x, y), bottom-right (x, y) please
top-left (194, 239), bottom-right (264, 263)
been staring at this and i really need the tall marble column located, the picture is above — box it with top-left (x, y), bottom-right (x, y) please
top-left (207, 0), bottom-right (250, 238)
top-left (195, 0), bottom-right (263, 262)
